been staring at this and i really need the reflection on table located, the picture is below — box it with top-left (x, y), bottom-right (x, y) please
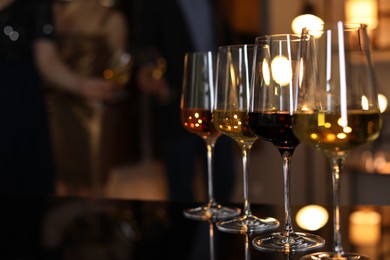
top-left (1, 195), bottom-right (389, 259)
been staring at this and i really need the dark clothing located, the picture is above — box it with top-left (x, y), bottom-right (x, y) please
top-left (162, 134), bottom-right (236, 202)
top-left (135, 0), bottom-right (236, 202)
top-left (135, 0), bottom-right (232, 138)
top-left (0, 0), bottom-right (55, 194)
top-left (135, 0), bottom-right (192, 138)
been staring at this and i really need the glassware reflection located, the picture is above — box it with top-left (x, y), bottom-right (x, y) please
top-left (245, 234), bottom-right (250, 260)
top-left (209, 221), bottom-right (216, 260)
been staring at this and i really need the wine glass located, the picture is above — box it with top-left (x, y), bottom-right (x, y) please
top-left (103, 51), bottom-right (133, 102)
top-left (295, 22), bottom-right (383, 260)
top-left (213, 44), bottom-right (279, 234)
top-left (209, 221), bottom-right (216, 260)
top-left (249, 34), bottom-right (325, 253)
top-left (181, 51), bottom-right (241, 221)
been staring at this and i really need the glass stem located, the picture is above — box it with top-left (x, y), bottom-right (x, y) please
top-left (330, 157), bottom-right (345, 256)
top-left (242, 146), bottom-right (253, 217)
top-left (206, 140), bottom-right (217, 207)
top-left (209, 221), bottom-right (215, 260)
top-left (244, 234), bottom-right (250, 260)
top-left (281, 150), bottom-right (294, 236)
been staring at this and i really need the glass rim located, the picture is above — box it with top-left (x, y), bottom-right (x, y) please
top-left (184, 50), bottom-right (214, 57)
top-left (255, 34), bottom-right (310, 43)
top-left (218, 43), bottom-right (255, 50)
top-left (304, 21), bottom-right (368, 32)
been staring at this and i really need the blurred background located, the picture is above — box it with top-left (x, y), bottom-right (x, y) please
top-left (52, 0), bottom-right (390, 206)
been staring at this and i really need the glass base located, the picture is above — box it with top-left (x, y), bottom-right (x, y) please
top-left (300, 252), bottom-right (370, 260)
top-left (183, 204), bottom-right (241, 221)
top-left (216, 215), bottom-right (280, 234)
top-left (252, 231), bottom-right (325, 253)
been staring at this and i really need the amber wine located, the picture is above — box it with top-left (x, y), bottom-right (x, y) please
top-left (181, 108), bottom-right (221, 140)
top-left (213, 110), bottom-right (257, 147)
top-left (292, 110), bottom-right (382, 157)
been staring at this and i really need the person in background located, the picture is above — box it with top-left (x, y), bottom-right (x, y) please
top-left (0, 0), bottom-right (119, 194)
top-left (48, 0), bottom-right (136, 197)
top-left (134, 0), bottom-right (237, 203)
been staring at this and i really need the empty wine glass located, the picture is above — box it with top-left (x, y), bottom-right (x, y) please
top-left (181, 51), bottom-right (241, 221)
top-left (213, 44), bottom-right (279, 234)
top-left (296, 22), bottom-right (383, 260)
top-left (249, 34), bottom-right (325, 253)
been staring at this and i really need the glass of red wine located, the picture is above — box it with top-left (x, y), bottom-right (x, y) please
top-left (248, 34), bottom-right (325, 253)
top-left (181, 51), bottom-right (241, 221)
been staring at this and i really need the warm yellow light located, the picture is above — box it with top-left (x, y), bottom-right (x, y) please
top-left (362, 94), bottom-right (387, 112)
top-left (343, 126), bottom-right (352, 133)
top-left (296, 205), bottom-right (329, 231)
top-left (317, 113), bottom-right (325, 126)
top-left (271, 56), bottom-right (292, 86)
top-left (345, 0), bottom-right (378, 29)
top-left (378, 93), bottom-right (388, 113)
top-left (262, 58), bottom-right (271, 86)
top-left (291, 14), bottom-right (324, 38)
top-left (337, 133), bottom-right (347, 139)
top-left (337, 117), bottom-right (348, 127)
top-left (326, 133), bottom-right (336, 142)
top-left (324, 122), bottom-right (331, 128)
top-left (349, 210), bottom-right (381, 246)
top-left (299, 58), bottom-right (304, 87)
top-left (362, 95), bottom-right (369, 110)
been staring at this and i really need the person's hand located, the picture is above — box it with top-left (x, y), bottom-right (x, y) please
top-left (78, 77), bottom-right (123, 102)
top-left (137, 66), bottom-right (171, 103)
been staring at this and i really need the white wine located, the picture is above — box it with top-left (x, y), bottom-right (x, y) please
top-left (293, 110), bottom-right (382, 158)
top-left (213, 110), bottom-right (257, 148)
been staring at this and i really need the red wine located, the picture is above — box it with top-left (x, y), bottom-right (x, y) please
top-left (248, 111), bottom-right (299, 149)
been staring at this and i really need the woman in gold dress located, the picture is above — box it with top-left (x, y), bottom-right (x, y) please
top-left (49, 0), bottom-right (132, 197)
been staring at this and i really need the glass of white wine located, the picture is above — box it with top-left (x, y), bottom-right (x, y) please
top-left (181, 51), bottom-right (241, 221)
top-left (294, 22), bottom-right (383, 259)
top-left (213, 44), bottom-right (279, 234)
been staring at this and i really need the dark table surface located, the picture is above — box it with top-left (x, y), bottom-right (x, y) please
top-left (1, 195), bottom-right (389, 260)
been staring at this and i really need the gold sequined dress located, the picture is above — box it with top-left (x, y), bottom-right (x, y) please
top-left (49, 31), bottom-right (119, 194)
